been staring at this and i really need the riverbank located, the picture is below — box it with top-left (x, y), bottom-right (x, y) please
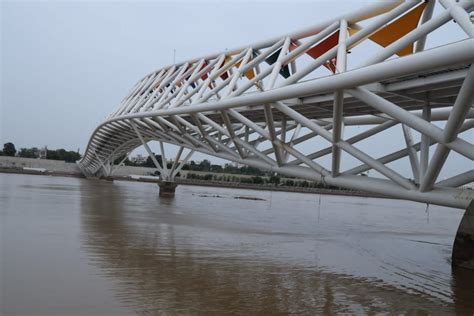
top-left (0, 156), bottom-right (386, 198)
top-left (124, 176), bottom-right (386, 198)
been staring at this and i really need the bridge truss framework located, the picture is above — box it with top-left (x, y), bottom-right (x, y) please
top-left (79, 0), bottom-right (474, 210)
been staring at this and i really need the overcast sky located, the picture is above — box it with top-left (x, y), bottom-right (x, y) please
top-left (1, 0), bottom-right (472, 180)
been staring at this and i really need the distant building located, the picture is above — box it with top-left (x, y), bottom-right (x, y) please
top-left (131, 154), bottom-right (147, 164)
top-left (38, 146), bottom-right (47, 159)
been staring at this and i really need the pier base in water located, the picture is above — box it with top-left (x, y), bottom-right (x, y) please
top-left (158, 181), bottom-right (177, 198)
top-left (452, 200), bottom-right (474, 270)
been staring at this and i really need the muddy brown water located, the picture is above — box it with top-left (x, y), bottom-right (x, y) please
top-left (1, 173), bottom-right (473, 315)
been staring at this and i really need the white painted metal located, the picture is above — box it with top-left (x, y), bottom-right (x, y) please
top-left (331, 19), bottom-right (348, 177)
top-left (78, 0), bottom-right (474, 209)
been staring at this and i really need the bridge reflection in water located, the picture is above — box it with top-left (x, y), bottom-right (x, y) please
top-left (79, 180), bottom-right (474, 314)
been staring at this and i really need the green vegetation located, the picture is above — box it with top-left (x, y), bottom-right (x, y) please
top-left (18, 147), bottom-right (38, 158)
top-left (184, 171), bottom-right (341, 189)
top-left (186, 172), bottom-right (339, 190)
top-left (2, 142), bottom-right (16, 156)
top-left (118, 157), bottom-right (268, 177)
top-left (1, 143), bottom-right (345, 190)
top-left (114, 153), bottom-right (173, 169)
top-left (1, 142), bottom-right (346, 190)
top-left (181, 159), bottom-right (267, 176)
top-left (45, 149), bottom-right (81, 162)
top-left (1, 142), bottom-right (81, 163)
top-left (116, 155), bottom-right (342, 189)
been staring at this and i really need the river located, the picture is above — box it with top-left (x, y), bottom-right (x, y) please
top-left (1, 173), bottom-right (473, 315)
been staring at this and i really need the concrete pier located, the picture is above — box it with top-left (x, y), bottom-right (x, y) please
top-left (158, 181), bottom-right (178, 197)
top-left (452, 200), bottom-right (474, 270)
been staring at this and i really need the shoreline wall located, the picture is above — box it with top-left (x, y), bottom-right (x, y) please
top-left (0, 156), bottom-right (158, 176)
top-left (0, 156), bottom-right (82, 174)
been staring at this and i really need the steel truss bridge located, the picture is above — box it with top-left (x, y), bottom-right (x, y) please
top-left (79, 1), bottom-right (473, 212)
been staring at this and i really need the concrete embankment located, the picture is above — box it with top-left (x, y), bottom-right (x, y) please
top-left (0, 156), bottom-right (83, 177)
top-left (0, 156), bottom-right (157, 177)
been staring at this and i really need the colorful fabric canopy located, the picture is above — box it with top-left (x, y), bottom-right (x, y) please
top-left (290, 30), bottom-right (340, 74)
top-left (349, 3), bottom-right (427, 56)
top-left (235, 59), bottom-right (255, 80)
top-left (265, 48), bottom-right (291, 78)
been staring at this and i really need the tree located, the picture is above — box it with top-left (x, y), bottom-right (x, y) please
top-left (114, 155), bottom-right (135, 166)
top-left (268, 174), bottom-right (281, 186)
top-left (199, 160), bottom-right (211, 172)
top-left (239, 165), bottom-right (264, 176)
top-left (57, 148), bottom-right (67, 161)
top-left (63, 150), bottom-right (81, 162)
top-left (46, 149), bottom-right (58, 160)
top-left (3, 142), bottom-right (16, 156)
top-left (18, 147), bottom-right (38, 158)
top-left (210, 164), bottom-right (223, 173)
top-left (45, 148), bottom-right (81, 162)
top-left (144, 154), bottom-right (163, 168)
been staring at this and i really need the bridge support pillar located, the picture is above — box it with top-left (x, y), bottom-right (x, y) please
top-left (157, 181), bottom-right (178, 198)
top-left (452, 200), bottom-right (474, 270)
